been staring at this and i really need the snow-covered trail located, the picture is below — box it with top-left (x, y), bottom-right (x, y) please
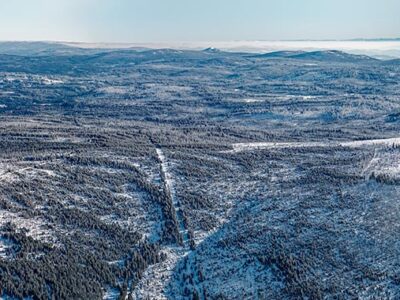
top-left (156, 148), bottom-right (190, 249)
top-left (230, 137), bottom-right (400, 152)
top-left (133, 149), bottom-right (191, 300)
top-left (133, 246), bottom-right (189, 300)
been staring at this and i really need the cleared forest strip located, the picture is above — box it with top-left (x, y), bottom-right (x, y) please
top-left (132, 149), bottom-right (193, 300)
top-left (231, 137), bottom-right (400, 152)
top-left (156, 148), bottom-right (190, 249)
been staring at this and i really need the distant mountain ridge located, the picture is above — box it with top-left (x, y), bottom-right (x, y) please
top-left (251, 50), bottom-right (379, 63)
top-left (290, 50), bottom-right (378, 62)
top-left (249, 50), bottom-right (306, 58)
top-left (1, 42), bottom-right (399, 66)
top-left (0, 41), bottom-right (121, 56)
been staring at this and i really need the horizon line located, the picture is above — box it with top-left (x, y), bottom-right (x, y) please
top-left (1, 38), bottom-right (400, 44)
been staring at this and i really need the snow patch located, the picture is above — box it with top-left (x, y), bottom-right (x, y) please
top-left (242, 98), bottom-right (264, 103)
top-left (230, 137), bottom-right (400, 152)
top-left (0, 210), bottom-right (56, 244)
top-left (41, 77), bottom-right (64, 85)
top-left (0, 236), bottom-right (15, 259)
top-left (133, 246), bottom-right (189, 300)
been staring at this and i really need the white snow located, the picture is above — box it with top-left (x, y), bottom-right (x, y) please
top-left (362, 148), bottom-right (400, 179)
top-left (41, 77), bottom-right (64, 85)
top-left (0, 162), bottom-right (58, 184)
top-left (341, 137), bottom-right (400, 148)
top-left (133, 246), bottom-right (189, 300)
top-left (0, 210), bottom-right (57, 244)
top-left (0, 237), bottom-right (15, 259)
top-left (156, 148), bottom-right (190, 247)
top-left (242, 98), bottom-right (264, 103)
top-left (0, 163), bottom-right (20, 183)
top-left (103, 287), bottom-right (120, 300)
top-left (230, 137), bottom-right (400, 152)
top-left (302, 95), bottom-right (317, 100)
top-left (131, 149), bottom-right (193, 299)
top-left (362, 148), bottom-right (380, 178)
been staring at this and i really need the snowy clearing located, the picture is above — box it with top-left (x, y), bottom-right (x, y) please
top-left (230, 137), bottom-right (400, 152)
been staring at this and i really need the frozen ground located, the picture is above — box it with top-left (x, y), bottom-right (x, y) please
top-left (0, 42), bottom-right (400, 299)
top-left (231, 137), bottom-right (400, 152)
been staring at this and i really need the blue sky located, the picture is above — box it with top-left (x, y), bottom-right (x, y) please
top-left (0, 0), bottom-right (399, 42)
